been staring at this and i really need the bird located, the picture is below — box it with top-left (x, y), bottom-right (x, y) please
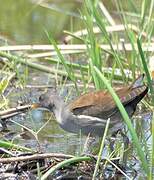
top-left (32, 74), bottom-right (148, 137)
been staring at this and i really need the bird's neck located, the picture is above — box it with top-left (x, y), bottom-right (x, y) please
top-left (53, 100), bottom-right (70, 125)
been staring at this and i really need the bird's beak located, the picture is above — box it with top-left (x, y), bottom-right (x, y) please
top-left (31, 103), bottom-right (50, 111)
top-left (31, 103), bottom-right (50, 112)
top-left (31, 103), bottom-right (41, 109)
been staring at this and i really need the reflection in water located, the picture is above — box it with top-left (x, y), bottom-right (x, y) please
top-left (26, 109), bottom-right (85, 154)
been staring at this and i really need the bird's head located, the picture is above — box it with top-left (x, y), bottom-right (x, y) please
top-left (32, 91), bottom-right (63, 113)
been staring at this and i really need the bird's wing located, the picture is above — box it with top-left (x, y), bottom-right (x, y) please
top-left (68, 85), bottom-right (147, 118)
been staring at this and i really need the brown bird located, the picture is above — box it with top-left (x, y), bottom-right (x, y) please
top-left (32, 74), bottom-right (148, 137)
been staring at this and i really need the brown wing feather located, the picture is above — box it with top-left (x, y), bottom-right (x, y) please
top-left (68, 87), bottom-right (131, 110)
top-left (68, 85), bottom-right (147, 118)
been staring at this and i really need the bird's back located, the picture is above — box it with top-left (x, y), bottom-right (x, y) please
top-left (68, 75), bottom-right (148, 119)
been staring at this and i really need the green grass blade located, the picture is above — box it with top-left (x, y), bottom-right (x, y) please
top-left (150, 113), bottom-right (154, 179)
top-left (45, 31), bottom-right (75, 81)
top-left (137, 38), bottom-right (154, 102)
top-left (41, 156), bottom-right (91, 180)
top-left (45, 31), bottom-right (79, 93)
top-left (0, 140), bottom-right (33, 152)
top-left (86, 1), bottom-right (126, 80)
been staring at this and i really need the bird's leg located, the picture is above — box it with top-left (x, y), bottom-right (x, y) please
top-left (109, 130), bottom-right (119, 152)
top-left (119, 130), bottom-right (129, 168)
top-left (82, 133), bottom-right (97, 155)
top-left (110, 129), bottom-right (129, 169)
top-left (109, 131), bottom-right (120, 165)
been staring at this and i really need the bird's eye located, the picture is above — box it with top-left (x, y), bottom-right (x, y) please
top-left (39, 95), bottom-right (44, 102)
